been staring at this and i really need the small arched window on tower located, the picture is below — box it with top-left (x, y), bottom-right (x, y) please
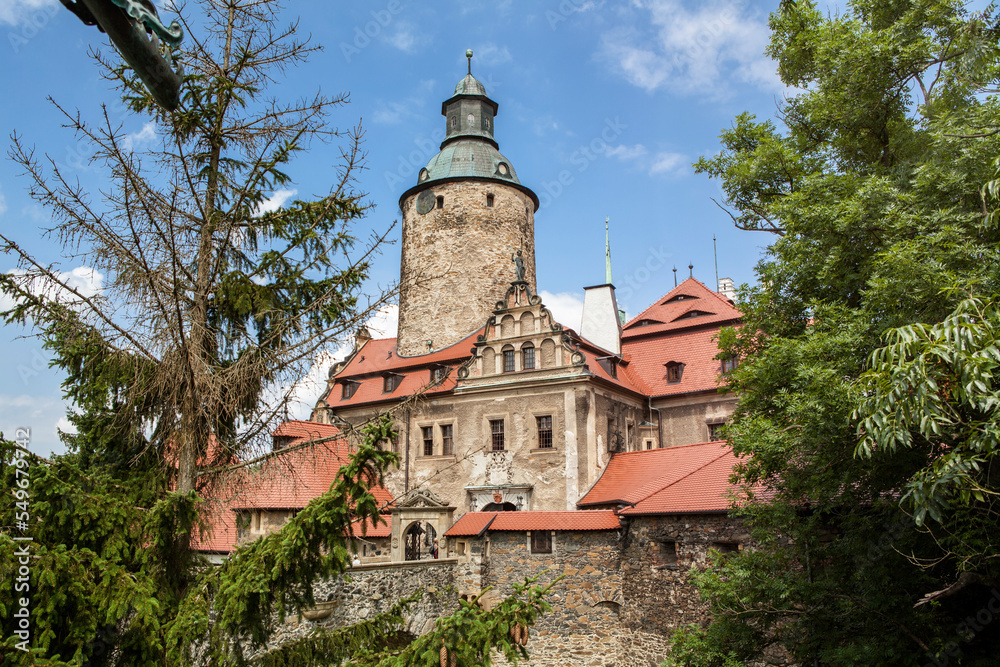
top-left (450, 116), bottom-right (457, 129)
top-left (521, 343), bottom-right (535, 370)
top-left (486, 193), bottom-right (494, 207)
top-left (467, 112), bottom-right (475, 127)
top-left (436, 196), bottom-right (444, 209)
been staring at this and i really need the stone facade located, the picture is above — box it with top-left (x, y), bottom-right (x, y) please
top-left (397, 180), bottom-right (537, 356)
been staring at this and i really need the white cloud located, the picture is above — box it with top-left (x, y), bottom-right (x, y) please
top-left (605, 143), bottom-right (648, 161)
top-left (383, 22), bottom-right (428, 53)
top-left (256, 188), bottom-right (297, 215)
top-left (0, 0), bottom-right (57, 27)
top-left (55, 415), bottom-right (77, 436)
top-left (281, 304), bottom-right (399, 420)
top-left (0, 185), bottom-right (7, 217)
top-left (539, 290), bottom-right (585, 332)
top-left (0, 392), bottom-right (68, 457)
top-left (0, 266), bottom-right (104, 312)
top-left (475, 43), bottom-right (512, 66)
top-left (649, 151), bottom-right (687, 176)
top-left (122, 122), bottom-right (156, 152)
top-left (600, 0), bottom-right (782, 97)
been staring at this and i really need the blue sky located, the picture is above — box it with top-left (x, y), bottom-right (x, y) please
top-left (0, 0), bottom-right (789, 455)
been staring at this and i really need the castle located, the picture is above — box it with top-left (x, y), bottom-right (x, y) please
top-left (196, 54), bottom-right (748, 666)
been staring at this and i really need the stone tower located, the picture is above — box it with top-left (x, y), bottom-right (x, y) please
top-left (396, 51), bottom-right (539, 357)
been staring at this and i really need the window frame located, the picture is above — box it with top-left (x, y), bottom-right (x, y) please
top-left (489, 418), bottom-right (505, 451)
top-left (536, 415), bottom-right (553, 449)
top-left (502, 346), bottom-right (516, 373)
top-left (440, 423), bottom-right (454, 456)
top-left (708, 421), bottom-right (726, 441)
top-left (521, 343), bottom-right (535, 370)
top-left (530, 530), bottom-right (553, 554)
top-left (421, 425), bottom-right (434, 457)
top-left (340, 380), bottom-right (360, 400)
top-left (383, 373), bottom-right (403, 393)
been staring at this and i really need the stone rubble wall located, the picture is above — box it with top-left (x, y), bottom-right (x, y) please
top-left (397, 180), bottom-right (536, 356)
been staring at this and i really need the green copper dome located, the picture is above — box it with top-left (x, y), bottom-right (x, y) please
top-left (413, 55), bottom-right (528, 189)
top-left (454, 73), bottom-right (487, 97)
top-left (418, 142), bottom-right (520, 184)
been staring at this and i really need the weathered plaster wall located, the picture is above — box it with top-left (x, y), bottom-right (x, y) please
top-left (654, 391), bottom-right (737, 447)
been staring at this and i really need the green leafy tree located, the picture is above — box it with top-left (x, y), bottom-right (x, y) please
top-left (0, 2), bottom-right (550, 664)
top-left (668, 1), bottom-right (1000, 664)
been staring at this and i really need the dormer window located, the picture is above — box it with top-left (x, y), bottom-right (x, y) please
top-left (430, 365), bottom-right (448, 383)
top-left (383, 373), bottom-right (403, 393)
top-left (596, 356), bottom-right (619, 379)
top-left (665, 361), bottom-right (684, 383)
top-left (272, 436), bottom-right (294, 451)
top-left (721, 357), bottom-right (739, 375)
top-left (340, 380), bottom-right (360, 400)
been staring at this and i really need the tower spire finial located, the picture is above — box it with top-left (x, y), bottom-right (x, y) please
top-left (604, 216), bottom-right (613, 284)
top-left (466, 49), bottom-right (473, 75)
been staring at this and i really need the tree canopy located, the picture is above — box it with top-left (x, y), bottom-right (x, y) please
top-left (670, 0), bottom-right (1000, 664)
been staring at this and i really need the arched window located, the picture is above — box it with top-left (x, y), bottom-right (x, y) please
top-left (521, 343), bottom-right (535, 370)
top-left (502, 345), bottom-right (515, 373)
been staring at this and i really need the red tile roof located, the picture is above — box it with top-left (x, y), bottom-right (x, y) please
top-left (578, 441), bottom-right (732, 508)
top-left (622, 278), bottom-right (740, 340)
top-left (622, 326), bottom-right (732, 397)
top-left (445, 510), bottom-right (620, 536)
top-left (619, 278), bottom-right (741, 398)
top-left (324, 332), bottom-right (480, 408)
top-left (351, 514), bottom-right (392, 538)
top-left (619, 449), bottom-right (741, 515)
top-left (445, 511), bottom-right (498, 537)
top-left (190, 420), bottom-right (394, 553)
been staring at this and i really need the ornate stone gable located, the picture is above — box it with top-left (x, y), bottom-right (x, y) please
top-left (457, 280), bottom-right (586, 381)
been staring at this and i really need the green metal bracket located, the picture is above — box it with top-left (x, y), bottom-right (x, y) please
top-left (60, 0), bottom-right (183, 110)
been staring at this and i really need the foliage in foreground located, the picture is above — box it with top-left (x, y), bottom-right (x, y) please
top-left (668, 1), bottom-right (1000, 665)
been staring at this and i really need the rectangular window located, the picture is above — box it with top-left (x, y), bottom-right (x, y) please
top-left (645, 439), bottom-right (654, 450)
top-left (522, 345), bottom-right (535, 370)
top-left (708, 422), bottom-right (726, 441)
top-left (421, 426), bottom-right (434, 456)
top-left (391, 434), bottom-right (400, 454)
top-left (712, 541), bottom-right (740, 556)
top-left (655, 539), bottom-right (678, 566)
top-left (536, 415), bottom-right (553, 449)
top-left (721, 357), bottom-right (739, 375)
top-left (627, 423), bottom-right (634, 450)
top-left (531, 530), bottom-right (552, 554)
top-left (666, 363), bottom-right (682, 383)
top-left (341, 381), bottom-right (359, 400)
top-left (490, 419), bottom-right (505, 451)
top-left (503, 348), bottom-right (515, 373)
top-left (383, 373), bottom-right (402, 393)
top-left (431, 365), bottom-right (448, 383)
top-left (441, 424), bottom-right (454, 456)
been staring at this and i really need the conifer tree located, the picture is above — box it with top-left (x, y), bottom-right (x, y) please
top-left (0, 2), bottom-right (551, 664)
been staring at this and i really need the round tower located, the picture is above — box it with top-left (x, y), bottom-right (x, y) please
top-left (396, 51), bottom-right (539, 357)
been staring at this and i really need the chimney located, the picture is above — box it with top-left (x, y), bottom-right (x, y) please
top-left (718, 277), bottom-right (736, 301)
top-left (581, 284), bottom-right (622, 354)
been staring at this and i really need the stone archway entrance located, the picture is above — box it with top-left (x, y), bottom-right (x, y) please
top-left (481, 502), bottom-right (517, 511)
top-left (390, 488), bottom-right (454, 562)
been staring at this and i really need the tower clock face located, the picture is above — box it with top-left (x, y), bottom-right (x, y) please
top-left (416, 190), bottom-right (436, 215)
